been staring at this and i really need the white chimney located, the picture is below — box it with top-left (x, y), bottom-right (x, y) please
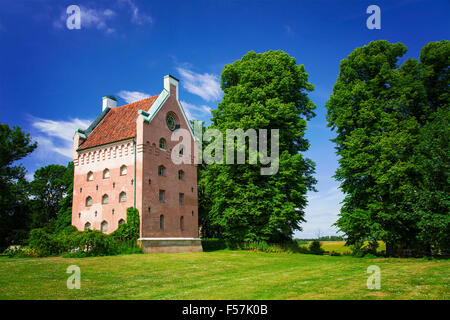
top-left (102, 95), bottom-right (117, 111)
top-left (164, 74), bottom-right (179, 99)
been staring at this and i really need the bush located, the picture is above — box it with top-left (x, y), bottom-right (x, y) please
top-left (201, 238), bottom-right (227, 251)
top-left (5, 246), bottom-right (40, 258)
top-left (29, 228), bottom-right (62, 257)
top-left (349, 240), bottom-right (381, 257)
top-left (76, 229), bottom-right (118, 257)
top-left (308, 240), bottom-right (325, 255)
top-left (350, 241), bottom-right (366, 257)
top-left (366, 240), bottom-right (379, 255)
top-left (110, 207), bottom-right (140, 242)
top-left (240, 241), bottom-right (305, 254)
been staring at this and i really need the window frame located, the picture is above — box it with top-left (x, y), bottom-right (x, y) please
top-left (101, 221), bottom-right (108, 233)
top-left (159, 138), bottom-right (166, 150)
top-left (158, 165), bottom-right (165, 177)
top-left (160, 215), bottom-right (164, 230)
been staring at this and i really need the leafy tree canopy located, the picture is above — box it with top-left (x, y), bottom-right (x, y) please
top-left (200, 50), bottom-right (317, 243)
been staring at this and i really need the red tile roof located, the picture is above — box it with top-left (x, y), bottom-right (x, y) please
top-left (78, 95), bottom-right (159, 150)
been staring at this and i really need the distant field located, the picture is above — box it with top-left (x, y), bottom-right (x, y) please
top-left (0, 251), bottom-right (448, 300)
top-left (308, 241), bottom-right (386, 254)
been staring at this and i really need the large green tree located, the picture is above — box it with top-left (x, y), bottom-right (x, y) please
top-left (54, 162), bottom-right (74, 233)
top-left (30, 163), bottom-right (72, 229)
top-left (0, 124), bottom-right (37, 249)
top-left (199, 50), bottom-right (317, 243)
top-left (326, 40), bottom-right (449, 255)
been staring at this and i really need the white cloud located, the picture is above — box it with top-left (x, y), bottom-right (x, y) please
top-left (176, 67), bottom-right (221, 102)
top-left (120, 0), bottom-right (153, 25)
top-left (295, 185), bottom-right (345, 239)
top-left (30, 117), bottom-right (92, 159)
top-left (117, 90), bottom-right (151, 103)
top-left (180, 100), bottom-right (212, 121)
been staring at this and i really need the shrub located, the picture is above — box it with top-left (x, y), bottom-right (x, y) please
top-left (201, 238), bottom-right (227, 251)
top-left (29, 228), bottom-right (61, 257)
top-left (366, 240), bottom-right (379, 255)
top-left (308, 240), bottom-right (325, 255)
top-left (241, 241), bottom-right (305, 254)
top-left (350, 241), bottom-right (366, 257)
top-left (76, 229), bottom-right (118, 257)
top-left (5, 246), bottom-right (40, 258)
top-left (110, 207), bottom-right (140, 242)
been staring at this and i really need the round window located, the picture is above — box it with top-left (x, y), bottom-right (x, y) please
top-left (166, 114), bottom-right (176, 131)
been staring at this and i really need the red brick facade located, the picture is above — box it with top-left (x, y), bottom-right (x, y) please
top-left (72, 76), bottom-right (199, 244)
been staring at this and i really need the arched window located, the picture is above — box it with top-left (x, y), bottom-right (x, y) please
top-left (178, 170), bottom-right (184, 180)
top-left (87, 171), bottom-right (93, 181)
top-left (84, 222), bottom-right (91, 230)
top-left (103, 168), bottom-right (110, 179)
top-left (119, 191), bottom-right (127, 202)
top-left (102, 194), bottom-right (109, 205)
top-left (179, 145), bottom-right (184, 156)
top-left (101, 221), bottom-right (108, 233)
top-left (180, 216), bottom-right (184, 231)
top-left (118, 219), bottom-right (125, 226)
top-left (159, 138), bottom-right (166, 150)
top-left (160, 215), bottom-right (164, 230)
top-left (158, 165), bottom-right (165, 176)
top-left (120, 165), bottom-right (127, 176)
top-left (159, 190), bottom-right (165, 203)
top-left (85, 196), bottom-right (92, 207)
top-left (179, 193), bottom-right (184, 205)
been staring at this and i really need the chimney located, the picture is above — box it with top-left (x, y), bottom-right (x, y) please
top-left (164, 74), bottom-right (179, 99)
top-left (102, 95), bottom-right (117, 111)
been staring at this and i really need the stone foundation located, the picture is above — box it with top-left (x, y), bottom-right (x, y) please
top-left (138, 237), bottom-right (203, 253)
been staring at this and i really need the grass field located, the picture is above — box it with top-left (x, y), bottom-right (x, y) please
top-left (0, 250), bottom-right (448, 300)
top-left (317, 241), bottom-right (386, 254)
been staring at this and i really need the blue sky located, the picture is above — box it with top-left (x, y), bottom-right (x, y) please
top-left (1, 0), bottom-right (448, 238)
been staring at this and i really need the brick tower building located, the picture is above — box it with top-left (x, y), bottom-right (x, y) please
top-left (71, 75), bottom-right (202, 253)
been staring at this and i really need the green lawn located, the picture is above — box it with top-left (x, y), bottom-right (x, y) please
top-left (0, 251), bottom-right (448, 300)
